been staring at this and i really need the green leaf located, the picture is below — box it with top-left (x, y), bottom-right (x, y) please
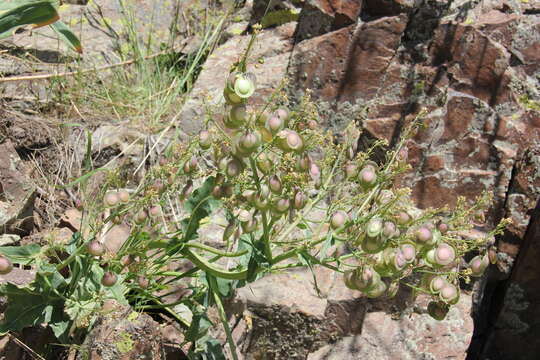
top-left (50, 20), bottom-right (82, 53)
top-left (0, 1), bottom-right (59, 39)
top-left (0, 244), bottom-right (41, 265)
top-left (185, 312), bottom-right (213, 343)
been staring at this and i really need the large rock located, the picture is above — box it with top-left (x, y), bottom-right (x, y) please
top-left (0, 140), bottom-right (36, 235)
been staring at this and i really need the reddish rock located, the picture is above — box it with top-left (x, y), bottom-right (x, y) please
top-left (295, 0), bottom-right (363, 41)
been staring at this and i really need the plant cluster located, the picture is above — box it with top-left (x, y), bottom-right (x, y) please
top-left (0, 31), bottom-right (507, 359)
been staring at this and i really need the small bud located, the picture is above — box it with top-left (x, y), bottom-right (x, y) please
top-left (330, 211), bottom-right (349, 230)
top-left (199, 130), bottom-right (212, 149)
top-left (239, 132), bottom-right (261, 153)
top-left (87, 240), bottom-right (105, 256)
top-left (359, 167), bottom-right (377, 188)
top-left (345, 163), bottom-right (359, 179)
top-left (273, 198), bottom-right (290, 213)
top-left (104, 192), bottom-right (119, 207)
top-left (438, 222), bottom-right (449, 234)
top-left (101, 271), bottom-right (118, 287)
top-left (364, 280), bottom-right (387, 298)
top-left (118, 190), bottom-right (130, 203)
top-left (269, 175), bottom-right (282, 194)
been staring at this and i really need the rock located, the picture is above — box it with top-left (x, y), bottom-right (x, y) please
top-left (77, 305), bottom-right (163, 360)
top-left (0, 267), bottom-right (36, 287)
top-left (102, 224), bottom-right (131, 255)
top-left (179, 22), bottom-right (296, 134)
top-left (0, 140), bottom-right (36, 235)
top-left (308, 294), bottom-right (473, 360)
top-left (251, 0), bottom-right (302, 25)
top-left (0, 234), bottom-right (20, 246)
top-left (295, 0), bottom-right (362, 41)
top-left (60, 208), bottom-right (83, 232)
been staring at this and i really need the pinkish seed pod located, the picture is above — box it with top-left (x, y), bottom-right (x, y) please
top-left (118, 190), bottom-right (130, 203)
top-left (149, 206), bottom-right (161, 218)
top-left (307, 120), bottom-right (317, 130)
top-left (222, 183), bottom-right (234, 198)
top-left (239, 132), bottom-right (261, 153)
top-left (382, 221), bottom-right (397, 238)
top-left (359, 167), bottom-right (377, 188)
top-left (137, 276), bottom-right (149, 289)
top-left (269, 175), bottom-right (282, 194)
top-left (101, 271), bottom-right (118, 287)
top-left (226, 158), bottom-right (243, 178)
top-left (212, 185), bottom-right (223, 199)
top-left (135, 210), bottom-right (148, 224)
top-left (275, 108), bottom-right (289, 121)
top-left (396, 211), bottom-right (410, 225)
top-left (293, 191), bottom-right (306, 210)
top-left (199, 130), bottom-right (212, 149)
top-left (330, 211), bottom-right (349, 230)
top-left (274, 198), bottom-right (290, 213)
top-left (430, 276), bottom-right (447, 294)
top-left (0, 256), bottom-right (13, 275)
top-left (488, 247), bottom-right (498, 265)
top-left (296, 154), bottom-right (311, 172)
top-left (352, 266), bottom-right (380, 290)
top-left (309, 162), bottom-right (321, 181)
top-left (256, 153), bottom-right (272, 174)
top-left (241, 218), bottom-right (258, 233)
top-left (87, 240), bottom-right (105, 256)
top-left (416, 227), bottom-right (433, 244)
top-left (438, 222), bottom-right (449, 234)
top-left (277, 130), bottom-right (304, 153)
top-left (237, 209), bottom-right (252, 223)
top-left (104, 192), bottom-right (119, 207)
top-left (470, 254), bottom-right (490, 277)
top-left (345, 163), bottom-right (359, 179)
top-left (439, 283), bottom-right (460, 305)
top-left (267, 116), bottom-right (283, 133)
top-left (399, 243), bottom-right (416, 263)
top-left (434, 243), bottom-right (456, 266)
top-left (242, 190), bottom-right (256, 203)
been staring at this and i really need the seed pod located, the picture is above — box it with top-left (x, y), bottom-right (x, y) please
top-left (275, 107), bottom-right (289, 122)
top-left (352, 266), bottom-right (380, 291)
top-left (361, 235), bottom-right (385, 254)
top-left (343, 270), bottom-right (358, 290)
top-left (267, 116), bottom-right (283, 133)
top-left (234, 73), bottom-right (256, 98)
top-left (366, 217), bottom-right (383, 238)
top-left (180, 180), bottom-right (194, 200)
top-left (439, 283), bottom-right (460, 305)
top-left (396, 211), bottom-right (411, 225)
top-left (0, 256), bottom-right (13, 275)
top-left (330, 211), bottom-right (349, 230)
top-left (364, 280), bottom-right (387, 298)
top-left (307, 120), bottom-right (318, 130)
top-left (256, 153), bottom-right (272, 174)
top-left (382, 221), bottom-right (397, 238)
top-left (309, 163), bottom-right (321, 182)
top-left (438, 222), bottom-right (449, 234)
top-left (226, 158), bottom-right (243, 178)
top-left (469, 254), bottom-right (489, 277)
top-left (222, 183), bottom-right (234, 198)
top-left (241, 218), bottom-right (258, 233)
top-left (378, 190), bottom-right (394, 205)
top-left (276, 130), bottom-right (304, 153)
top-left (118, 190), bottom-right (130, 203)
top-left (137, 276), bottom-right (149, 289)
top-left (237, 209), bottom-right (252, 223)
top-left (199, 130), bottom-right (212, 149)
top-left (223, 223), bottom-right (236, 242)
top-left (242, 190), bottom-right (256, 203)
top-left (223, 87), bottom-right (242, 105)
top-left (345, 163), bottom-right (359, 179)
top-left (104, 192), bottom-right (119, 207)
top-left (399, 243), bottom-right (416, 263)
top-left (381, 248), bottom-right (407, 273)
top-left (386, 281), bottom-right (400, 298)
top-left (273, 198), bottom-right (290, 213)
top-left (239, 132), bottom-right (261, 153)
top-left (429, 276), bottom-right (447, 294)
top-left (488, 247), bottom-right (498, 265)
top-left (293, 191), bottom-right (306, 210)
top-left (101, 271), bottom-right (118, 287)
top-left (183, 156), bottom-right (198, 174)
top-left (254, 194), bottom-right (269, 210)
top-left (226, 105), bottom-right (248, 128)
top-left (415, 226), bottom-right (433, 244)
top-left (149, 206), bottom-right (161, 218)
top-left (427, 301), bottom-right (449, 321)
top-left (434, 243), bottom-right (456, 266)
top-left (135, 210), bottom-right (148, 224)
top-left (269, 175), bottom-right (282, 194)
top-left (87, 240), bottom-right (105, 256)
top-left (359, 167), bottom-right (377, 189)
top-left (296, 154), bottom-right (311, 172)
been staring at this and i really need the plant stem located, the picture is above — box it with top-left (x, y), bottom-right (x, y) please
top-left (212, 288), bottom-right (239, 360)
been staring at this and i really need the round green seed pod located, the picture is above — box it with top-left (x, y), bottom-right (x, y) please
top-left (361, 235), bottom-right (386, 254)
top-left (269, 175), bottom-right (282, 194)
top-left (434, 243), bottom-right (456, 266)
top-left (343, 270), bottom-right (358, 290)
top-left (330, 211), bottom-right (349, 230)
top-left (223, 223), bottom-right (236, 242)
top-left (276, 130), bottom-right (304, 153)
top-left (366, 217), bottom-right (383, 238)
top-left (234, 74), bottom-right (256, 98)
top-left (87, 240), bottom-right (105, 256)
top-left (439, 283), bottom-right (460, 305)
top-left (429, 275), bottom-right (447, 294)
top-left (199, 130), bottom-right (212, 149)
top-left (364, 280), bottom-right (387, 298)
top-left (470, 254), bottom-right (490, 277)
